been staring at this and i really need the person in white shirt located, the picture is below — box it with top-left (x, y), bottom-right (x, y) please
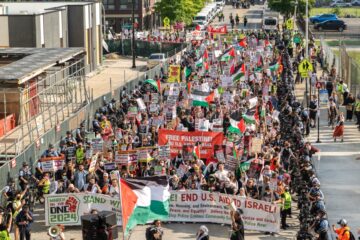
top-left (214, 162), bottom-right (229, 191)
top-left (109, 179), bottom-right (119, 197)
top-left (84, 178), bottom-right (100, 194)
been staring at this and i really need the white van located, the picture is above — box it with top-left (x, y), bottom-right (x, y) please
top-left (193, 13), bottom-right (209, 26)
top-left (216, 0), bottom-right (225, 7)
top-left (262, 10), bottom-right (279, 31)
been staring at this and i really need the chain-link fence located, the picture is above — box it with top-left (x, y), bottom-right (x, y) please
top-left (106, 39), bottom-right (185, 57)
top-left (320, 38), bottom-right (360, 96)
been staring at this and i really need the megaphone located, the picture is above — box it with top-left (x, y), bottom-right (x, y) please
top-left (48, 226), bottom-right (60, 238)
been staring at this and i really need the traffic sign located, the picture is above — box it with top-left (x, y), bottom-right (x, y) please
top-left (316, 82), bottom-right (321, 89)
top-left (298, 59), bottom-right (314, 77)
top-left (163, 17), bottom-right (170, 28)
top-left (286, 19), bottom-right (293, 30)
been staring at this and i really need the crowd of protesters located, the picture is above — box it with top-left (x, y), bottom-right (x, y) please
top-left (1, 26), bottom-right (357, 240)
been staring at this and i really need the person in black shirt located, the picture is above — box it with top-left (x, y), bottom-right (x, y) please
top-left (230, 209), bottom-right (244, 240)
top-left (15, 205), bottom-right (33, 240)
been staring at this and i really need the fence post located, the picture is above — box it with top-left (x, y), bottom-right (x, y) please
top-left (110, 78), bottom-right (112, 96)
top-left (3, 89), bottom-right (6, 136)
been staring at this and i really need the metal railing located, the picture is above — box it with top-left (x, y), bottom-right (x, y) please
top-left (0, 45), bottom-right (189, 204)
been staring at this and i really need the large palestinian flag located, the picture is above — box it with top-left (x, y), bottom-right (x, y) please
top-left (191, 89), bottom-right (215, 107)
top-left (228, 111), bottom-right (246, 135)
top-left (120, 176), bottom-right (170, 236)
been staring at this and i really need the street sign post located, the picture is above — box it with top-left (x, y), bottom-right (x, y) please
top-left (298, 59), bottom-right (313, 78)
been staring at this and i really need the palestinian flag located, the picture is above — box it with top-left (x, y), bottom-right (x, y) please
top-left (191, 89), bottom-right (214, 107)
top-left (231, 64), bottom-right (246, 82)
top-left (220, 47), bottom-right (235, 62)
top-left (228, 112), bottom-right (246, 135)
top-left (120, 176), bottom-right (170, 236)
top-left (184, 66), bottom-right (192, 78)
top-left (193, 143), bottom-right (201, 159)
top-left (269, 63), bottom-right (279, 71)
top-left (144, 79), bottom-right (159, 92)
top-left (203, 49), bottom-right (209, 60)
top-left (242, 114), bottom-right (257, 124)
top-left (195, 58), bottom-right (203, 68)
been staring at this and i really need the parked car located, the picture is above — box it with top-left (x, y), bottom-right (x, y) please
top-left (314, 19), bottom-right (347, 32)
top-left (330, 1), bottom-right (352, 7)
top-left (147, 53), bottom-right (166, 69)
top-left (310, 14), bottom-right (338, 24)
top-left (351, 0), bottom-right (360, 6)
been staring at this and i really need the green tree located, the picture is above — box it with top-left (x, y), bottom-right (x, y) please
top-left (332, 6), bottom-right (341, 16)
top-left (155, 0), bottom-right (206, 25)
top-left (268, 0), bottom-right (315, 18)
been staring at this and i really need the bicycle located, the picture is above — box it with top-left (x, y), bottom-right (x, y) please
top-left (26, 179), bottom-right (44, 212)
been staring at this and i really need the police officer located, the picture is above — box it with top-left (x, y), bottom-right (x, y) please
top-left (2, 178), bottom-right (16, 213)
top-left (75, 122), bottom-right (87, 143)
top-left (19, 163), bottom-right (37, 191)
top-left (313, 209), bottom-right (332, 240)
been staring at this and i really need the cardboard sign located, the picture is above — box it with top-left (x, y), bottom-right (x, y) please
top-left (41, 159), bottom-right (65, 172)
top-left (128, 106), bottom-right (138, 116)
top-left (251, 138), bottom-right (263, 154)
top-left (158, 145), bottom-right (171, 160)
top-left (136, 98), bottom-right (146, 111)
top-left (88, 153), bottom-right (98, 173)
top-left (216, 150), bottom-right (225, 162)
top-left (104, 162), bottom-right (116, 171)
top-left (225, 156), bottom-right (237, 171)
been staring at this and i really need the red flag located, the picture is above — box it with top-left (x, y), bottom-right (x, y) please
top-left (156, 79), bottom-right (161, 92)
top-left (229, 48), bottom-right (235, 57)
top-left (204, 61), bottom-right (209, 71)
top-left (205, 92), bottom-right (215, 104)
top-left (203, 49), bottom-right (208, 59)
top-left (230, 63), bottom-right (235, 75)
top-left (238, 119), bottom-right (246, 134)
top-left (239, 39), bottom-right (247, 48)
top-left (240, 63), bottom-right (246, 73)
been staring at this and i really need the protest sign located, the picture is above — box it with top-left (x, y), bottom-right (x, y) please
top-left (128, 106), bottom-right (138, 116)
top-left (248, 97), bottom-right (258, 109)
top-left (319, 89), bottom-right (329, 105)
top-left (115, 129), bottom-right (122, 140)
top-left (251, 138), bottom-right (263, 154)
top-left (115, 150), bottom-right (137, 164)
top-left (168, 191), bottom-right (280, 233)
top-left (220, 75), bottom-right (232, 87)
top-left (149, 103), bottom-right (158, 113)
top-left (158, 145), bottom-right (171, 160)
top-left (216, 150), bottom-right (225, 162)
top-left (45, 193), bottom-right (122, 226)
top-left (225, 156), bottom-right (237, 171)
top-left (91, 138), bottom-right (103, 154)
top-left (151, 93), bottom-right (159, 103)
top-left (158, 129), bottom-right (224, 159)
top-left (104, 162), bottom-right (116, 171)
top-left (41, 157), bottom-right (65, 172)
top-left (168, 65), bottom-right (181, 83)
top-left (137, 148), bottom-right (153, 162)
top-left (88, 153), bottom-right (98, 172)
top-left (136, 98), bottom-right (146, 111)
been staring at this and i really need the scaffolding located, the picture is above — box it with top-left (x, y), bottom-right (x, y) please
top-left (0, 57), bottom-right (88, 160)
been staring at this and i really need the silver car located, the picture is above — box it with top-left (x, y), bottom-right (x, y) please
top-left (147, 53), bottom-right (166, 69)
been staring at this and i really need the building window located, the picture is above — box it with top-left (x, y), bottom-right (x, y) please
top-left (144, 0), bottom-right (150, 9)
top-left (119, 0), bottom-right (138, 10)
top-left (103, 0), bottom-right (115, 10)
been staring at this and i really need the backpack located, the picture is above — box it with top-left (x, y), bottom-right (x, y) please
top-left (345, 230), bottom-right (356, 240)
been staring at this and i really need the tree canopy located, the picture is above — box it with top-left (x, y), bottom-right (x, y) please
top-left (267, 0), bottom-right (316, 18)
top-left (155, 0), bottom-right (208, 25)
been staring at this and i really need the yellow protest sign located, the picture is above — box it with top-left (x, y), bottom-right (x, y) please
top-left (286, 19), bottom-right (294, 30)
top-left (163, 17), bottom-right (170, 28)
top-left (298, 59), bottom-right (314, 78)
top-left (168, 65), bottom-right (181, 83)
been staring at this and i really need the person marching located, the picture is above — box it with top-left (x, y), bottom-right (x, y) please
top-left (333, 219), bottom-right (352, 240)
top-left (333, 112), bottom-right (345, 142)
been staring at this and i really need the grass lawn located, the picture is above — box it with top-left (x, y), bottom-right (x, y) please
top-left (310, 7), bottom-right (360, 17)
top-left (314, 39), bottom-right (360, 47)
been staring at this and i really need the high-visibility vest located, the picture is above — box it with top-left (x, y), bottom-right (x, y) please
top-left (76, 148), bottom-right (85, 164)
top-left (355, 101), bottom-right (360, 112)
top-left (283, 191), bottom-right (292, 210)
top-left (0, 230), bottom-right (10, 240)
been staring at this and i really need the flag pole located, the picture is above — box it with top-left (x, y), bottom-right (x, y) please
top-left (117, 172), bottom-right (127, 240)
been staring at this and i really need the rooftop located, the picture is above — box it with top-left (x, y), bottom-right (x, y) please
top-left (0, 48), bottom-right (85, 84)
top-left (0, 2), bottom-right (95, 15)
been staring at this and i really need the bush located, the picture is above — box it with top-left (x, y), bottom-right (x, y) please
top-left (332, 6), bottom-right (341, 16)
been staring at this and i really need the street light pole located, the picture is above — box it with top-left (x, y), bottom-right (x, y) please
top-left (316, 84), bottom-right (321, 143)
top-left (293, 0), bottom-right (298, 30)
top-left (132, 0), bottom-right (136, 68)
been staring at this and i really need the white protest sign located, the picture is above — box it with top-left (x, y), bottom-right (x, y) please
top-left (168, 191), bottom-right (280, 233)
top-left (136, 98), bottom-right (146, 111)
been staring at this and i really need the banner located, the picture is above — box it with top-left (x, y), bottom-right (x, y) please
top-left (45, 191), bottom-right (280, 233)
top-left (45, 193), bottom-right (122, 226)
top-left (168, 191), bottom-right (280, 233)
top-left (158, 129), bottom-right (224, 159)
top-left (168, 65), bottom-right (181, 83)
top-left (207, 25), bottom-right (228, 34)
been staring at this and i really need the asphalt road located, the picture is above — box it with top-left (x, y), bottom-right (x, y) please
top-left (310, 18), bottom-right (360, 38)
top-left (307, 105), bottom-right (360, 238)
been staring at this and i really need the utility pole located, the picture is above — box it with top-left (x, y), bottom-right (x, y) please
top-left (305, 0), bottom-right (309, 108)
top-left (293, 0), bottom-right (298, 30)
top-left (132, 0), bottom-right (136, 68)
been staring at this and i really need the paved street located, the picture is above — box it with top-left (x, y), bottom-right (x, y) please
top-left (307, 105), bottom-right (360, 237)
